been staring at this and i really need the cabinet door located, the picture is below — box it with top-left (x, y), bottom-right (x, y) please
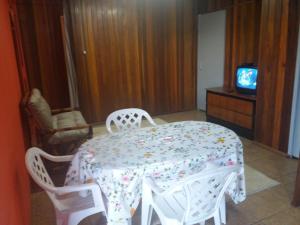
top-left (141, 0), bottom-right (197, 115)
top-left (68, 0), bottom-right (143, 122)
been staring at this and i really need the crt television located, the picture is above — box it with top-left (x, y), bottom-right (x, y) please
top-left (235, 64), bottom-right (258, 95)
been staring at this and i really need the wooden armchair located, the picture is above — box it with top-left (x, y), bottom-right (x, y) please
top-left (23, 89), bottom-right (93, 154)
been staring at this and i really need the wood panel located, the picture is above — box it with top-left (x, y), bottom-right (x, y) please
top-left (198, 0), bottom-right (233, 13)
top-left (255, 0), bottom-right (299, 152)
top-left (67, 0), bottom-right (197, 122)
top-left (141, 0), bottom-right (197, 115)
top-left (279, 0), bottom-right (300, 151)
top-left (224, 0), bottom-right (261, 90)
top-left (197, 0), bottom-right (257, 14)
top-left (68, 0), bottom-right (144, 122)
top-left (15, 0), bottom-right (69, 109)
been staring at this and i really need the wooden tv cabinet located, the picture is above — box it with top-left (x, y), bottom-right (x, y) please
top-left (206, 87), bottom-right (256, 139)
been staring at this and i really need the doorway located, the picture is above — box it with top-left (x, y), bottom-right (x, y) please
top-left (197, 10), bottom-right (226, 111)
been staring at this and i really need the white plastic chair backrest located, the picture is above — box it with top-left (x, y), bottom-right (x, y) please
top-left (106, 108), bottom-right (156, 133)
top-left (183, 169), bottom-right (236, 224)
top-left (25, 147), bottom-right (61, 207)
top-left (145, 166), bottom-right (237, 224)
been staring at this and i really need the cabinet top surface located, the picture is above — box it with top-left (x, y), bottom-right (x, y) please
top-left (207, 87), bottom-right (256, 101)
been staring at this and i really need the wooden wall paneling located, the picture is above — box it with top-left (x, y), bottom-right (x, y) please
top-left (141, 0), bottom-right (197, 115)
top-left (31, 0), bottom-right (69, 108)
top-left (66, 0), bottom-right (197, 123)
top-left (16, 0), bottom-right (70, 109)
top-left (16, 1), bottom-right (42, 91)
top-left (198, 0), bottom-right (233, 14)
top-left (182, 0), bottom-right (198, 110)
top-left (197, 0), bottom-right (258, 14)
top-left (141, 0), bottom-right (176, 114)
top-left (67, 0), bottom-right (93, 121)
top-left (279, 0), bottom-right (300, 151)
top-left (68, 0), bottom-right (144, 123)
top-left (255, 0), bottom-right (299, 152)
top-left (224, 0), bottom-right (261, 90)
top-left (256, 0), bottom-right (283, 147)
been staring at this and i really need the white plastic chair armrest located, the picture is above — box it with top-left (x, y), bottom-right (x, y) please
top-left (56, 183), bottom-right (99, 195)
top-left (57, 183), bottom-right (103, 208)
top-left (29, 147), bottom-right (74, 162)
top-left (146, 116), bottom-right (157, 126)
top-left (47, 154), bottom-right (74, 162)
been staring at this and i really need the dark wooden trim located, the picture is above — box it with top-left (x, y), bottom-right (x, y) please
top-left (198, 0), bottom-right (258, 14)
top-left (292, 160), bottom-right (300, 207)
top-left (207, 87), bottom-right (257, 102)
top-left (51, 107), bottom-right (79, 114)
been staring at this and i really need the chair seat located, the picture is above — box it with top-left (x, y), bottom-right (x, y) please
top-left (49, 111), bottom-right (89, 144)
top-left (54, 191), bottom-right (95, 213)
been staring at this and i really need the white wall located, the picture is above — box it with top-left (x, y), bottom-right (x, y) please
top-left (197, 10), bottom-right (226, 110)
top-left (288, 24), bottom-right (300, 158)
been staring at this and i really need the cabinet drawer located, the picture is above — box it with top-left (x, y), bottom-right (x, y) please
top-left (207, 105), bottom-right (253, 129)
top-left (207, 93), bottom-right (254, 116)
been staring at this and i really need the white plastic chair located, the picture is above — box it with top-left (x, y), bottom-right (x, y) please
top-left (25, 147), bottom-right (107, 225)
top-left (142, 166), bottom-right (237, 225)
top-left (106, 108), bottom-right (157, 134)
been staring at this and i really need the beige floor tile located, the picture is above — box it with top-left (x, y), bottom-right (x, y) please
top-left (225, 186), bottom-right (291, 225)
top-left (157, 110), bottom-right (206, 122)
top-left (260, 207), bottom-right (300, 225)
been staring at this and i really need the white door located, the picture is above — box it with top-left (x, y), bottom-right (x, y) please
top-left (288, 23), bottom-right (300, 158)
top-left (197, 11), bottom-right (226, 110)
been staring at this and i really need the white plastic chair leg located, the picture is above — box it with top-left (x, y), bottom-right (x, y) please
top-left (142, 203), bottom-right (153, 225)
top-left (220, 195), bottom-right (226, 224)
top-left (213, 211), bottom-right (221, 225)
top-left (148, 206), bottom-right (153, 225)
top-left (127, 217), bottom-right (132, 225)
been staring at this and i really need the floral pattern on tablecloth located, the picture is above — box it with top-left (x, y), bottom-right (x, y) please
top-left (65, 121), bottom-right (246, 225)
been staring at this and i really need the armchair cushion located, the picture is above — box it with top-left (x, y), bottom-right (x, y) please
top-left (49, 111), bottom-right (89, 144)
top-left (28, 89), bottom-right (53, 129)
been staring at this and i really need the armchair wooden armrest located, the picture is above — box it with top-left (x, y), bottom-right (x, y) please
top-left (49, 124), bottom-right (93, 138)
top-left (51, 107), bottom-right (80, 114)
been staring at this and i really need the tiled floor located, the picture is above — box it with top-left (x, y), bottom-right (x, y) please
top-left (31, 110), bottom-right (300, 225)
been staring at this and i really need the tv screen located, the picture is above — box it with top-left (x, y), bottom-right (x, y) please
top-left (236, 66), bottom-right (258, 95)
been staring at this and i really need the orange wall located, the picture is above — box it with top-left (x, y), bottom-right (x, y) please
top-left (0, 0), bottom-right (30, 225)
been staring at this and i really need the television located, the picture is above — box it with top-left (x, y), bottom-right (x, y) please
top-left (235, 64), bottom-right (258, 95)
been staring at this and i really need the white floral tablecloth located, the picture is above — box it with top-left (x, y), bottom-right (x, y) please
top-left (65, 121), bottom-right (246, 225)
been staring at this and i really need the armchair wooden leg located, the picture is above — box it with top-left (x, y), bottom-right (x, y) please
top-left (88, 125), bottom-right (93, 139)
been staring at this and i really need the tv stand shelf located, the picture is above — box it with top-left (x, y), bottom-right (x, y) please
top-left (206, 87), bottom-right (256, 139)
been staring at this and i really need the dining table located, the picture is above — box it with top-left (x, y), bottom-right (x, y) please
top-left (65, 121), bottom-right (246, 225)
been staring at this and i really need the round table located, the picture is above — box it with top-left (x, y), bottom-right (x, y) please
top-left (65, 121), bottom-right (246, 225)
